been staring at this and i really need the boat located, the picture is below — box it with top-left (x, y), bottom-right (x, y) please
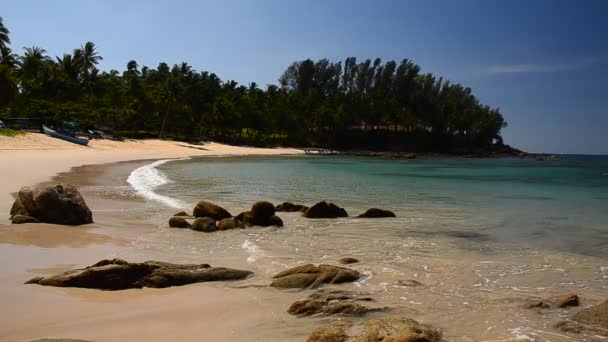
top-left (42, 125), bottom-right (89, 146)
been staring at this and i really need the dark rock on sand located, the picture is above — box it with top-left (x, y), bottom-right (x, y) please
top-left (271, 264), bottom-right (360, 289)
top-left (556, 299), bottom-right (608, 336)
top-left (173, 210), bottom-right (190, 217)
top-left (398, 279), bottom-right (425, 287)
top-left (304, 201), bottom-right (348, 219)
top-left (217, 217), bottom-right (246, 230)
top-left (168, 216), bottom-right (191, 228)
top-left (10, 214), bottom-right (40, 224)
top-left (10, 183), bottom-right (93, 225)
top-left (190, 217), bottom-right (217, 232)
top-left (275, 202), bottom-right (308, 212)
top-left (357, 208), bottom-right (396, 218)
top-left (527, 293), bottom-right (579, 309)
top-left (236, 201), bottom-right (284, 227)
top-left (288, 290), bottom-right (381, 317)
top-left (192, 201), bottom-right (231, 220)
top-left (338, 257), bottom-right (359, 264)
top-left (25, 258), bottom-right (253, 290)
top-left (307, 316), bottom-right (443, 342)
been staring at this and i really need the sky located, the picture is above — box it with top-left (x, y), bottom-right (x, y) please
top-left (3, 0), bottom-right (607, 154)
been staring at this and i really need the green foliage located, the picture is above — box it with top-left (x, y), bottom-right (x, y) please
top-left (0, 128), bottom-right (24, 137)
top-left (0, 17), bottom-right (506, 151)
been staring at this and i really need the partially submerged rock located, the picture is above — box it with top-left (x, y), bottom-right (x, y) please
top-left (193, 201), bottom-right (231, 220)
top-left (527, 293), bottom-right (579, 309)
top-left (190, 217), bottom-right (217, 232)
top-left (307, 316), bottom-right (443, 342)
top-left (304, 201), bottom-right (348, 219)
top-left (398, 279), bottom-right (425, 287)
top-left (25, 258), bottom-right (253, 290)
top-left (556, 299), bottom-right (608, 336)
top-left (276, 202), bottom-right (308, 212)
top-left (338, 257), bottom-right (359, 265)
top-left (10, 184), bottom-right (93, 225)
top-left (357, 208), bottom-right (396, 218)
top-left (236, 201), bottom-right (283, 227)
top-left (217, 217), bottom-right (246, 230)
top-left (173, 210), bottom-right (190, 217)
top-left (168, 216), bottom-right (191, 228)
top-left (10, 214), bottom-right (40, 224)
top-left (271, 264), bottom-right (360, 289)
top-left (288, 290), bottom-right (380, 317)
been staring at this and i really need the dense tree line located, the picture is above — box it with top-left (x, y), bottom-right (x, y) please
top-left (0, 17), bottom-right (506, 151)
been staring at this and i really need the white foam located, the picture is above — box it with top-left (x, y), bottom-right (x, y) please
top-left (242, 240), bottom-right (264, 263)
top-left (127, 158), bottom-right (188, 209)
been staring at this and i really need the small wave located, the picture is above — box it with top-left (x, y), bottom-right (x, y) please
top-left (242, 239), bottom-right (265, 263)
top-left (127, 158), bottom-right (188, 209)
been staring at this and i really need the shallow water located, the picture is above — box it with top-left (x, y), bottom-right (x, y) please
top-left (105, 155), bottom-right (608, 340)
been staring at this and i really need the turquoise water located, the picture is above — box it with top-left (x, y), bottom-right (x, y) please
top-left (155, 155), bottom-right (608, 257)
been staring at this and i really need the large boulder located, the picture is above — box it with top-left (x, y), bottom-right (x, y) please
top-left (190, 217), bottom-right (217, 232)
top-left (276, 202), bottom-right (308, 212)
top-left (25, 258), bottom-right (253, 290)
top-left (288, 290), bottom-right (381, 317)
top-left (236, 201), bottom-right (284, 227)
top-left (271, 264), bottom-right (360, 289)
top-left (10, 184), bottom-right (93, 225)
top-left (217, 217), bottom-right (246, 230)
top-left (307, 316), bottom-right (443, 342)
top-left (168, 216), bottom-right (191, 228)
top-left (192, 201), bottom-right (231, 220)
top-left (251, 201), bottom-right (275, 218)
top-left (357, 208), bottom-right (396, 218)
top-left (556, 299), bottom-right (608, 336)
top-left (304, 201), bottom-right (348, 219)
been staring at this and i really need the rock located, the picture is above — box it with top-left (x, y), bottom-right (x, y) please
top-left (304, 201), bottom-right (348, 219)
top-left (168, 216), bottom-right (191, 228)
top-left (10, 184), bottom-right (93, 226)
top-left (398, 279), bottom-right (424, 287)
top-left (251, 201), bottom-right (275, 218)
top-left (307, 316), bottom-right (443, 342)
top-left (555, 299), bottom-right (608, 336)
top-left (527, 293), bottom-right (579, 309)
top-left (271, 264), bottom-right (360, 289)
top-left (25, 258), bottom-right (253, 290)
top-left (338, 257), bottom-right (359, 264)
top-left (288, 290), bottom-right (380, 317)
top-left (10, 214), bottom-right (40, 224)
top-left (217, 217), bottom-right (246, 230)
top-left (268, 215), bottom-right (284, 227)
top-left (173, 210), bottom-right (190, 216)
top-left (190, 217), bottom-right (217, 232)
top-left (357, 208), bottom-right (396, 218)
top-left (276, 202), bottom-right (308, 212)
top-left (192, 201), bottom-right (231, 220)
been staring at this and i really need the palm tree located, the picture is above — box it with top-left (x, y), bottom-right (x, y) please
top-left (0, 46), bottom-right (17, 68)
top-left (74, 41), bottom-right (102, 75)
top-left (0, 17), bottom-right (10, 49)
top-left (0, 64), bottom-right (18, 108)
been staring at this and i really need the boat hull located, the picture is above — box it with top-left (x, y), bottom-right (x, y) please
top-left (42, 125), bottom-right (89, 146)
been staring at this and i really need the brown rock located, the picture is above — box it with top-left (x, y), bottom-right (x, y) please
top-left (168, 216), bottom-right (191, 228)
top-left (288, 290), bottom-right (381, 317)
top-left (398, 279), bottom-right (425, 287)
top-left (173, 211), bottom-right (190, 216)
top-left (192, 201), bottom-right (231, 220)
top-left (271, 264), bottom-right (360, 289)
top-left (217, 217), bottom-right (246, 230)
top-left (190, 217), bottom-right (217, 232)
top-left (10, 184), bottom-right (93, 225)
top-left (304, 201), bottom-right (348, 219)
top-left (307, 316), bottom-right (443, 342)
top-left (11, 214), bottom-right (40, 224)
top-left (338, 257), bottom-right (359, 264)
top-left (25, 258), bottom-right (253, 290)
top-left (527, 293), bottom-right (579, 309)
top-left (357, 208), bottom-right (396, 218)
top-left (555, 299), bottom-right (608, 336)
top-left (251, 201), bottom-right (275, 218)
top-left (276, 202), bottom-right (308, 212)
top-left (236, 205), bottom-right (283, 227)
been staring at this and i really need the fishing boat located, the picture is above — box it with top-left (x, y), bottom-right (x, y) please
top-left (42, 125), bottom-right (89, 146)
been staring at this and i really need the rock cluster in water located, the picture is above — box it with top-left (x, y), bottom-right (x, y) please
top-left (10, 183), bottom-right (93, 225)
top-left (270, 264), bottom-right (361, 289)
top-left (288, 290), bottom-right (382, 317)
top-left (25, 258), bottom-right (253, 290)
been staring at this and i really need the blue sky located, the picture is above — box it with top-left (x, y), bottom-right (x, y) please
top-left (3, 0), bottom-right (607, 154)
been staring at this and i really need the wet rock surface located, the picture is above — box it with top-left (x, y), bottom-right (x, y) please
top-left (288, 290), bottom-right (381, 317)
top-left (236, 201), bottom-right (283, 227)
top-left (10, 214), bottom-right (40, 224)
top-left (168, 216), bottom-right (191, 228)
top-left (10, 183), bottom-right (93, 225)
top-left (304, 201), bottom-right (348, 219)
top-left (190, 217), bottom-right (217, 232)
top-left (270, 264), bottom-right (360, 289)
top-left (398, 279), bottom-right (425, 287)
top-left (338, 257), bottom-right (359, 265)
top-left (192, 201), bottom-right (232, 220)
top-left (275, 202), bottom-right (308, 212)
top-left (555, 299), bottom-right (608, 336)
top-left (217, 217), bottom-right (246, 230)
top-left (356, 208), bottom-right (396, 218)
top-left (526, 293), bottom-right (579, 309)
top-left (307, 316), bottom-right (443, 342)
top-left (25, 258), bottom-right (253, 290)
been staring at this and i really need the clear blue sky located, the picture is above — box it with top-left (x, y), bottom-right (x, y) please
top-left (3, 0), bottom-right (607, 154)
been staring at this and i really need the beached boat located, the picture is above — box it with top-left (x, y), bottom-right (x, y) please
top-left (42, 125), bottom-right (89, 146)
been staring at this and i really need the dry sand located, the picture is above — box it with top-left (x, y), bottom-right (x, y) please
top-left (0, 133), bottom-right (310, 342)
